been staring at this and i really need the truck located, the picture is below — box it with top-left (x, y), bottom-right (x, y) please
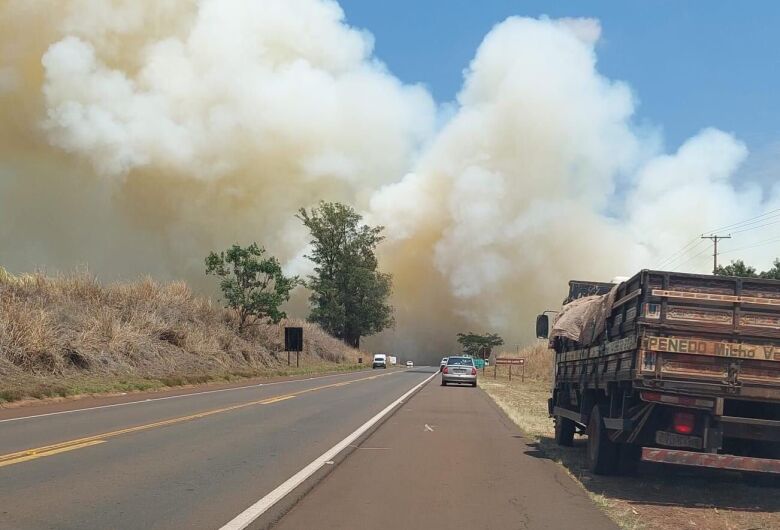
top-left (372, 353), bottom-right (387, 369)
top-left (388, 355), bottom-right (397, 366)
top-left (536, 270), bottom-right (780, 477)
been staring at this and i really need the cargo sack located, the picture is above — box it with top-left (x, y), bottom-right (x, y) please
top-left (549, 286), bottom-right (618, 347)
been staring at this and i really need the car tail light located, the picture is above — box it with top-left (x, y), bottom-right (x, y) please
top-left (443, 367), bottom-right (448, 374)
top-left (471, 367), bottom-right (477, 375)
top-left (672, 411), bottom-right (695, 435)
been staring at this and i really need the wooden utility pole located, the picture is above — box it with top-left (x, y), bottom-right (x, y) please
top-left (701, 234), bottom-right (731, 273)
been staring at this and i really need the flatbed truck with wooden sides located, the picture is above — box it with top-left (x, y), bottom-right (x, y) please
top-left (536, 270), bottom-right (780, 477)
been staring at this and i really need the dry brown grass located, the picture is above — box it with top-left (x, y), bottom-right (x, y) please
top-left (492, 341), bottom-right (553, 382)
top-left (0, 268), bottom-right (361, 402)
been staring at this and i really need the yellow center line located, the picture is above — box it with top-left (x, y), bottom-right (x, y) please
top-left (0, 370), bottom-right (398, 468)
top-left (259, 395), bottom-right (296, 405)
top-left (0, 440), bottom-right (106, 468)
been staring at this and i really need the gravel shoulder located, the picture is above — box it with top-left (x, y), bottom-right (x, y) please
top-left (480, 374), bottom-right (780, 530)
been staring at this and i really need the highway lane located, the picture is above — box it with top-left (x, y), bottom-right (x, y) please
top-left (275, 372), bottom-right (617, 530)
top-left (0, 369), bottom-right (397, 456)
top-left (0, 367), bottom-right (433, 530)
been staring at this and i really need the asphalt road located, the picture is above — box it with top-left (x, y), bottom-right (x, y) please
top-left (275, 373), bottom-right (617, 530)
top-left (0, 367), bottom-right (432, 530)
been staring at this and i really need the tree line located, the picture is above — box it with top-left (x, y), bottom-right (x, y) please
top-left (715, 258), bottom-right (780, 279)
top-left (456, 332), bottom-right (504, 358)
top-left (205, 201), bottom-right (393, 348)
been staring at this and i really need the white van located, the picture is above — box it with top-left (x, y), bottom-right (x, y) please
top-left (372, 353), bottom-right (387, 369)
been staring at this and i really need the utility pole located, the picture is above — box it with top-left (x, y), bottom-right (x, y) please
top-left (701, 234), bottom-right (731, 274)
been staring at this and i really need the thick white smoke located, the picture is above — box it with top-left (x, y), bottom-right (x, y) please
top-left (1, 2), bottom-right (777, 358)
top-left (369, 17), bottom-right (778, 353)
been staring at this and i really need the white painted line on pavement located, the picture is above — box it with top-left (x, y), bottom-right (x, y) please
top-left (220, 369), bottom-right (438, 530)
top-left (0, 370), bottom-right (373, 424)
top-left (424, 424), bottom-right (434, 432)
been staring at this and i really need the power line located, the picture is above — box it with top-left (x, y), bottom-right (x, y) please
top-left (730, 218), bottom-right (780, 235)
top-left (705, 207), bottom-right (780, 234)
top-left (718, 236), bottom-right (780, 256)
top-left (671, 244), bottom-right (713, 272)
top-left (655, 236), bottom-right (705, 269)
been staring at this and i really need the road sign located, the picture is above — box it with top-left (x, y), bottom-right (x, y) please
top-left (285, 327), bottom-right (303, 352)
top-left (496, 357), bottom-right (524, 365)
top-left (285, 327), bottom-right (303, 367)
top-left (495, 358), bottom-right (525, 382)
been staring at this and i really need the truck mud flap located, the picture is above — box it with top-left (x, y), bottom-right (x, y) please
top-left (642, 447), bottom-right (780, 474)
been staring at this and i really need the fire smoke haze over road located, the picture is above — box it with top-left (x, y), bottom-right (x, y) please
top-left (1, 0), bottom-right (778, 357)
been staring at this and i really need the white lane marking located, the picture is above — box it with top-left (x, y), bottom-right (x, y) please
top-left (424, 424), bottom-right (434, 432)
top-left (220, 370), bottom-right (438, 530)
top-left (0, 370), bottom-right (373, 424)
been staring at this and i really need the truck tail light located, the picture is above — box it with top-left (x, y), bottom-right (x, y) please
top-left (443, 367), bottom-right (448, 374)
top-left (471, 367), bottom-right (477, 375)
top-left (672, 412), bottom-right (696, 435)
top-left (640, 391), bottom-right (714, 410)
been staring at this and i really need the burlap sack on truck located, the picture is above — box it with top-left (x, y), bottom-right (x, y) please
top-left (549, 286), bottom-right (618, 347)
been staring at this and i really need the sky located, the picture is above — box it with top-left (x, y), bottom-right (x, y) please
top-left (3, 0), bottom-right (780, 354)
top-left (339, 0), bottom-right (780, 152)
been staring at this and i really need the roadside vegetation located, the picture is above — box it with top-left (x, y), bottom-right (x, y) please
top-left (0, 200), bottom-right (397, 404)
top-left (0, 268), bottom-right (361, 404)
top-left (715, 258), bottom-right (780, 278)
top-left (298, 201), bottom-right (394, 348)
top-left (456, 331), bottom-right (504, 359)
top-left (480, 343), bottom-right (780, 530)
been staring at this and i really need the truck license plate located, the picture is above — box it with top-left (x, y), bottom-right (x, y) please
top-left (656, 431), bottom-right (703, 450)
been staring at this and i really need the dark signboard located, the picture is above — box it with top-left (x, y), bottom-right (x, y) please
top-left (285, 327), bottom-right (303, 352)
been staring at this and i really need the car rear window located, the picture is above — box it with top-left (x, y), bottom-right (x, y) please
top-left (447, 357), bottom-right (473, 366)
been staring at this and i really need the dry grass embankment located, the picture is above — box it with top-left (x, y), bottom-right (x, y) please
top-left (481, 343), bottom-right (780, 530)
top-left (0, 268), bottom-right (362, 403)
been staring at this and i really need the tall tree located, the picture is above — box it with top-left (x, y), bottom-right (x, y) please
top-left (297, 202), bottom-right (393, 348)
top-left (205, 243), bottom-right (299, 333)
top-left (456, 332), bottom-right (505, 359)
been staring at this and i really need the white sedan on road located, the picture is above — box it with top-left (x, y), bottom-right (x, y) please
top-left (406, 360), bottom-right (414, 367)
top-left (441, 356), bottom-right (477, 387)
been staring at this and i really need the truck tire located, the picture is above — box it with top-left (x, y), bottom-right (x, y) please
top-left (554, 415), bottom-right (575, 446)
top-left (587, 405), bottom-right (618, 475)
top-left (617, 444), bottom-right (641, 475)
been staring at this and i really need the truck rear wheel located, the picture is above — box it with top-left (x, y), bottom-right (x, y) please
top-left (587, 405), bottom-right (618, 475)
top-left (617, 444), bottom-right (641, 475)
top-left (554, 415), bottom-right (575, 446)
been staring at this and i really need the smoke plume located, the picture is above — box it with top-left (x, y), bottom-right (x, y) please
top-left (1, 2), bottom-right (777, 360)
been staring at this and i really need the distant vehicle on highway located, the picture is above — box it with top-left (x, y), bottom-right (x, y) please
top-left (372, 353), bottom-right (387, 369)
top-left (439, 357), bottom-right (448, 371)
top-left (406, 360), bottom-right (414, 367)
top-left (388, 355), bottom-right (397, 366)
top-left (441, 356), bottom-right (477, 387)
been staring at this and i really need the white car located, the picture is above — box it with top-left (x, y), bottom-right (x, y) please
top-left (372, 353), bottom-right (387, 369)
top-left (406, 360), bottom-right (414, 367)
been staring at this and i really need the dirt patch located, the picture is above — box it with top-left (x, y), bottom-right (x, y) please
top-left (480, 370), bottom-right (780, 530)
